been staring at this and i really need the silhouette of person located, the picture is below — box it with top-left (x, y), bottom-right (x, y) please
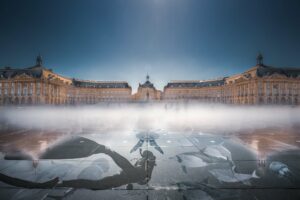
top-left (0, 136), bottom-right (156, 190)
top-left (57, 148), bottom-right (156, 189)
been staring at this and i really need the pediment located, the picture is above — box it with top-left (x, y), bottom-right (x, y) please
top-left (235, 76), bottom-right (248, 83)
top-left (13, 73), bottom-right (33, 79)
top-left (267, 73), bottom-right (287, 79)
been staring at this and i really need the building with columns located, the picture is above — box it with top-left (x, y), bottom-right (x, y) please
top-left (0, 55), bottom-right (131, 105)
top-left (163, 54), bottom-right (300, 105)
top-left (133, 75), bottom-right (162, 102)
top-left (0, 54), bottom-right (299, 105)
top-left (163, 78), bottom-right (224, 102)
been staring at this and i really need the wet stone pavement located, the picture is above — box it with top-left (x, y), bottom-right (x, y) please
top-left (0, 129), bottom-right (300, 200)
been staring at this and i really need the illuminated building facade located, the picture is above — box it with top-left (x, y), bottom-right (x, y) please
top-left (164, 54), bottom-right (300, 105)
top-left (0, 54), bottom-right (299, 105)
top-left (133, 75), bottom-right (162, 102)
top-left (0, 55), bottom-right (131, 105)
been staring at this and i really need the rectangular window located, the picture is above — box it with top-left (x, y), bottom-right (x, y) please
top-left (266, 82), bottom-right (270, 95)
top-left (17, 83), bottom-right (21, 96)
top-left (287, 83), bottom-right (292, 95)
top-left (280, 83), bottom-right (285, 94)
top-left (29, 83), bottom-right (33, 95)
top-left (23, 83), bottom-right (28, 96)
top-left (273, 84), bottom-right (278, 95)
top-left (44, 83), bottom-right (47, 95)
top-left (4, 83), bottom-right (8, 95)
top-left (51, 86), bottom-right (54, 96)
top-left (293, 84), bottom-right (296, 95)
top-left (37, 83), bottom-right (40, 96)
top-left (258, 82), bottom-right (262, 95)
top-left (11, 83), bottom-right (15, 95)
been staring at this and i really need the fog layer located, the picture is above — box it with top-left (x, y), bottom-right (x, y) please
top-left (0, 104), bottom-right (299, 134)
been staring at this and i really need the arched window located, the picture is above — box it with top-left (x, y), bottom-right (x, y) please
top-left (267, 97), bottom-right (272, 104)
top-left (287, 97), bottom-right (292, 105)
top-left (21, 97), bottom-right (25, 104)
top-left (281, 97), bottom-right (286, 104)
top-left (14, 97), bottom-right (19, 105)
top-left (28, 97), bottom-right (32, 105)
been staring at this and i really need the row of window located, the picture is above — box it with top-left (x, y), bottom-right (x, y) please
top-left (225, 82), bottom-right (300, 96)
top-left (0, 82), bottom-right (59, 97)
top-left (73, 91), bottom-right (130, 96)
top-left (68, 96), bottom-right (130, 100)
top-left (166, 90), bottom-right (221, 95)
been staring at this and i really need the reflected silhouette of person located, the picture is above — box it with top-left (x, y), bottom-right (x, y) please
top-left (57, 148), bottom-right (156, 189)
top-left (1, 136), bottom-right (156, 190)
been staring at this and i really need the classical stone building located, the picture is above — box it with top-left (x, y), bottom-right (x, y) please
top-left (133, 75), bottom-right (162, 102)
top-left (69, 79), bottom-right (132, 104)
top-left (0, 54), bottom-right (299, 105)
top-left (163, 78), bottom-right (224, 102)
top-left (0, 55), bottom-right (131, 105)
top-left (163, 54), bottom-right (300, 105)
top-left (223, 55), bottom-right (300, 105)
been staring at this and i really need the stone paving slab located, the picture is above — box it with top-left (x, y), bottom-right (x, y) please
top-left (0, 130), bottom-right (300, 199)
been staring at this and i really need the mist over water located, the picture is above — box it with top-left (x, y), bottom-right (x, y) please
top-left (0, 104), bottom-right (299, 134)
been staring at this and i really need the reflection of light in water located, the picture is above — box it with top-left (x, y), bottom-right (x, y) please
top-left (24, 140), bottom-right (50, 161)
top-left (249, 139), bottom-right (265, 159)
top-left (250, 139), bottom-right (259, 152)
top-left (166, 140), bottom-right (171, 143)
top-left (32, 159), bottom-right (39, 168)
top-left (38, 140), bottom-right (48, 152)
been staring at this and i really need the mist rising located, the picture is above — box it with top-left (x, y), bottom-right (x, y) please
top-left (0, 104), bottom-right (299, 134)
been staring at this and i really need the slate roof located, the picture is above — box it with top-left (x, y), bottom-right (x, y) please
top-left (139, 80), bottom-right (155, 88)
top-left (165, 79), bottom-right (225, 88)
top-left (72, 79), bottom-right (130, 88)
top-left (256, 65), bottom-right (300, 78)
top-left (0, 65), bottom-right (44, 79)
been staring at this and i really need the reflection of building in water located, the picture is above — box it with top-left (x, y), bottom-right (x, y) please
top-left (0, 54), bottom-right (300, 105)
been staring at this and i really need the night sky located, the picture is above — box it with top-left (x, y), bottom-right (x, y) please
top-left (0, 0), bottom-right (299, 91)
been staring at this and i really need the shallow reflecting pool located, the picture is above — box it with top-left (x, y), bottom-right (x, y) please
top-left (0, 128), bottom-right (300, 200)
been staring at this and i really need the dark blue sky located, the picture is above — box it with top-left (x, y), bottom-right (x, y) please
top-left (1, 0), bottom-right (299, 91)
